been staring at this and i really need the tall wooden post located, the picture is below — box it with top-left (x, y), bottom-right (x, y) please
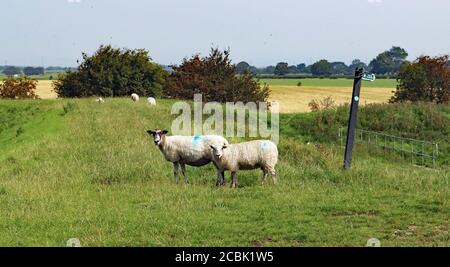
top-left (343, 67), bottom-right (364, 169)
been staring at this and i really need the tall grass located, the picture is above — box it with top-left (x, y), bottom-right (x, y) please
top-left (0, 98), bottom-right (448, 246)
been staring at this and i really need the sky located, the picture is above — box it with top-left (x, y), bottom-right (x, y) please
top-left (2, 0), bottom-right (450, 67)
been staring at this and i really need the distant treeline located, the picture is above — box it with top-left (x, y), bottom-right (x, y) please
top-left (237, 46), bottom-right (427, 77)
top-left (0, 65), bottom-right (75, 76)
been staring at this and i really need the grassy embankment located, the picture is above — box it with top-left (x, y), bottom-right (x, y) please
top-left (0, 98), bottom-right (448, 246)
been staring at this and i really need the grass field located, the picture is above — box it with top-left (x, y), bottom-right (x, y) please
top-left (0, 98), bottom-right (448, 246)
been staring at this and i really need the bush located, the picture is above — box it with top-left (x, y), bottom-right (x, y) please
top-left (391, 55), bottom-right (450, 104)
top-left (308, 96), bottom-right (336, 112)
top-left (0, 77), bottom-right (38, 99)
top-left (284, 102), bottom-right (450, 144)
top-left (297, 81), bottom-right (302, 86)
top-left (165, 48), bottom-right (270, 103)
top-left (53, 45), bottom-right (167, 98)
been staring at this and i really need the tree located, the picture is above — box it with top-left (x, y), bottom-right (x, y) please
top-left (165, 48), bottom-right (270, 103)
top-left (369, 46), bottom-right (408, 75)
top-left (310, 60), bottom-right (332, 76)
top-left (274, 62), bottom-right (289, 76)
top-left (53, 45), bottom-right (167, 97)
top-left (296, 63), bottom-right (307, 73)
top-left (2, 66), bottom-right (22, 76)
top-left (348, 59), bottom-right (368, 73)
top-left (0, 77), bottom-right (38, 99)
top-left (23, 66), bottom-right (45, 76)
top-left (330, 61), bottom-right (348, 75)
top-left (391, 55), bottom-right (450, 104)
top-left (235, 61), bottom-right (251, 74)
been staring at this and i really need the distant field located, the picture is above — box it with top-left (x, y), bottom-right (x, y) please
top-left (36, 80), bottom-right (57, 99)
top-left (269, 86), bottom-right (394, 113)
top-left (263, 78), bottom-right (396, 113)
top-left (33, 79), bottom-right (395, 113)
top-left (260, 78), bottom-right (397, 88)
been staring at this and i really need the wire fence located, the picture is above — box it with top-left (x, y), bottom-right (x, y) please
top-left (338, 127), bottom-right (439, 168)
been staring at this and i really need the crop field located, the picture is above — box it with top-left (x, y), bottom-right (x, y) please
top-left (0, 98), bottom-right (448, 246)
top-left (260, 78), bottom-right (396, 113)
top-left (34, 79), bottom-right (396, 113)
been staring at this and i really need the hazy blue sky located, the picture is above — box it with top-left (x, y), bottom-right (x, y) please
top-left (2, 0), bottom-right (450, 67)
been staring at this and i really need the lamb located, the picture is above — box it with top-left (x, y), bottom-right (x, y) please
top-left (131, 93), bottom-right (139, 102)
top-left (147, 97), bottom-right (156, 105)
top-left (95, 97), bottom-right (105, 103)
top-left (210, 140), bottom-right (278, 188)
top-left (146, 129), bottom-right (228, 184)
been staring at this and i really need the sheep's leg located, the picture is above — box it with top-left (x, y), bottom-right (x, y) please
top-left (215, 170), bottom-right (224, 186)
top-left (173, 162), bottom-right (180, 183)
top-left (270, 169), bottom-right (277, 184)
top-left (261, 170), bottom-right (268, 185)
top-left (216, 170), bottom-right (225, 186)
top-left (220, 171), bottom-right (225, 186)
top-left (231, 171), bottom-right (238, 188)
top-left (180, 163), bottom-right (188, 184)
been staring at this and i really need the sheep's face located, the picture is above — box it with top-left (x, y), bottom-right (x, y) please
top-left (210, 143), bottom-right (227, 159)
top-left (146, 129), bottom-right (168, 145)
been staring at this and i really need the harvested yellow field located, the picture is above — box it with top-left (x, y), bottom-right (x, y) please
top-left (36, 80), bottom-right (57, 99)
top-left (269, 85), bottom-right (394, 113)
top-left (35, 80), bottom-right (394, 113)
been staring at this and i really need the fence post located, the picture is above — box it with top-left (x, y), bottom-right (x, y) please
top-left (343, 67), bottom-right (363, 169)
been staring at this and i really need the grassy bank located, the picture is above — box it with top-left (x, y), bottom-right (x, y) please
top-left (0, 98), bottom-right (448, 246)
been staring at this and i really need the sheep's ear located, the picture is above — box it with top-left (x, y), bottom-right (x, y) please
top-left (162, 130), bottom-right (168, 135)
top-left (146, 130), bottom-right (155, 135)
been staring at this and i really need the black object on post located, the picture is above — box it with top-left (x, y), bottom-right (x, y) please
top-left (343, 67), bottom-right (364, 169)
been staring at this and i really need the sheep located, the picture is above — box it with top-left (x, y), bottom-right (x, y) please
top-left (95, 97), bottom-right (105, 103)
top-left (210, 140), bottom-right (278, 188)
top-left (146, 129), bottom-right (229, 184)
top-left (131, 93), bottom-right (139, 102)
top-left (147, 97), bottom-right (156, 105)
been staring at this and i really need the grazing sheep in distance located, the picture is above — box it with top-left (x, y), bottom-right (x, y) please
top-left (131, 93), bottom-right (139, 102)
top-left (146, 129), bottom-right (229, 184)
top-left (210, 140), bottom-right (278, 188)
top-left (95, 97), bottom-right (105, 103)
top-left (147, 97), bottom-right (156, 105)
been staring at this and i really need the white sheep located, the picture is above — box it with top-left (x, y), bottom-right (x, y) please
top-left (147, 97), bottom-right (156, 105)
top-left (146, 129), bottom-right (228, 184)
top-left (131, 93), bottom-right (139, 102)
top-left (95, 97), bottom-right (105, 103)
top-left (210, 140), bottom-right (278, 188)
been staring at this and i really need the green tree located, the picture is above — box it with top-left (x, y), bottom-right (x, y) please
top-left (2, 66), bottom-right (22, 76)
top-left (235, 61), bottom-right (251, 74)
top-left (391, 55), bottom-right (450, 104)
top-left (369, 46), bottom-right (408, 75)
top-left (330, 61), bottom-right (348, 75)
top-left (165, 48), bottom-right (270, 103)
top-left (348, 59), bottom-right (368, 73)
top-left (54, 45), bottom-right (167, 97)
top-left (23, 67), bottom-right (45, 76)
top-left (274, 62), bottom-right (289, 76)
top-left (310, 60), bottom-right (332, 76)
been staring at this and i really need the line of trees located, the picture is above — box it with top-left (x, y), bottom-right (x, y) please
top-left (236, 46), bottom-right (409, 76)
top-left (0, 66), bottom-right (73, 76)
